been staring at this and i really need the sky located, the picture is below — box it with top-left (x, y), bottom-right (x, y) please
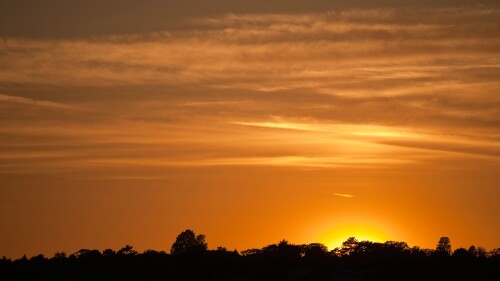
top-left (1, 0), bottom-right (499, 258)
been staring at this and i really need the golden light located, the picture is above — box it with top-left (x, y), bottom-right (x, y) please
top-left (317, 222), bottom-right (393, 251)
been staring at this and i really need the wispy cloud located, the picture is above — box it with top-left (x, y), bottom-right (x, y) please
top-left (0, 7), bottom-right (499, 175)
top-left (232, 121), bottom-right (317, 131)
top-left (1, 7), bottom-right (499, 92)
top-left (334, 193), bottom-right (355, 198)
top-left (0, 93), bottom-right (79, 110)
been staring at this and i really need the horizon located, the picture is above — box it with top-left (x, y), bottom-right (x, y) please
top-left (1, 0), bottom-right (499, 259)
top-left (1, 230), bottom-right (489, 260)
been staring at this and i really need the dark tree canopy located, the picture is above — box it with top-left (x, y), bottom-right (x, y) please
top-left (340, 237), bottom-right (359, 256)
top-left (170, 229), bottom-right (208, 255)
top-left (436, 236), bottom-right (452, 256)
top-left (117, 245), bottom-right (137, 256)
top-left (1, 232), bottom-right (499, 281)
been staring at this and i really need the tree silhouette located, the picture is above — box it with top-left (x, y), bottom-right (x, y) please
top-left (102, 249), bottom-right (115, 256)
top-left (117, 245), bottom-right (137, 256)
top-left (452, 248), bottom-right (472, 259)
top-left (170, 229), bottom-right (208, 255)
top-left (468, 245), bottom-right (487, 258)
top-left (490, 248), bottom-right (500, 258)
top-left (71, 249), bottom-right (101, 259)
top-left (52, 252), bottom-right (66, 260)
top-left (436, 236), bottom-right (452, 256)
top-left (1, 232), bottom-right (499, 281)
top-left (340, 237), bottom-right (359, 256)
top-left (303, 243), bottom-right (328, 259)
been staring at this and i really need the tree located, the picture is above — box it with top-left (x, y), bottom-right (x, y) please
top-left (71, 249), bottom-right (101, 259)
top-left (118, 245), bottom-right (137, 256)
top-left (52, 252), bottom-right (67, 260)
top-left (170, 229), bottom-right (208, 255)
top-left (102, 249), bottom-right (115, 256)
top-left (384, 241), bottom-right (409, 252)
top-left (353, 241), bottom-right (377, 255)
top-left (241, 248), bottom-right (262, 256)
top-left (452, 248), bottom-right (471, 259)
top-left (489, 248), bottom-right (500, 258)
top-left (216, 246), bottom-right (228, 252)
top-left (436, 237), bottom-right (451, 256)
top-left (304, 243), bottom-right (329, 259)
top-left (468, 246), bottom-right (487, 258)
top-left (340, 237), bottom-right (359, 256)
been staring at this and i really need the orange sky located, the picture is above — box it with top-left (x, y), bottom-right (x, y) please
top-left (0, 1), bottom-right (499, 258)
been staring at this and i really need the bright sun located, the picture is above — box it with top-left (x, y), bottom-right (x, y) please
top-left (317, 223), bottom-right (392, 250)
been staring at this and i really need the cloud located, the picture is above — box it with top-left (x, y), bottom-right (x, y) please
top-left (232, 121), bottom-right (317, 131)
top-left (3, 1), bottom-right (498, 37)
top-left (0, 7), bottom-right (499, 175)
top-left (0, 93), bottom-right (79, 110)
top-left (334, 193), bottom-right (355, 198)
top-left (1, 7), bottom-right (499, 89)
top-left (377, 139), bottom-right (500, 160)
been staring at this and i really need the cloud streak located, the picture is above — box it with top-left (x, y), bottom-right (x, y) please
top-left (334, 193), bottom-right (355, 198)
top-left (0, 7), bottom-right (499, 174)
top-left (1, 7), bottom-right (499, 89)
top-left (0, 93), bottom-right (79, 110)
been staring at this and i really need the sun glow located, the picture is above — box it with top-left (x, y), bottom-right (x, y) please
top-left (317, 223), bottom-right (392, 251)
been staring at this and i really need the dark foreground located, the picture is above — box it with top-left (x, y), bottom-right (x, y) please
top-left (1, 233), bottom-right (499, 281)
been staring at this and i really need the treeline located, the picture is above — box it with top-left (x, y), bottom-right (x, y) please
top-left (1, 229), bottom-right (499, 281)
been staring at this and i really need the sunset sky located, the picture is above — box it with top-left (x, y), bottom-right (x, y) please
top-left (1, 0), bottom-right (499, 258)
